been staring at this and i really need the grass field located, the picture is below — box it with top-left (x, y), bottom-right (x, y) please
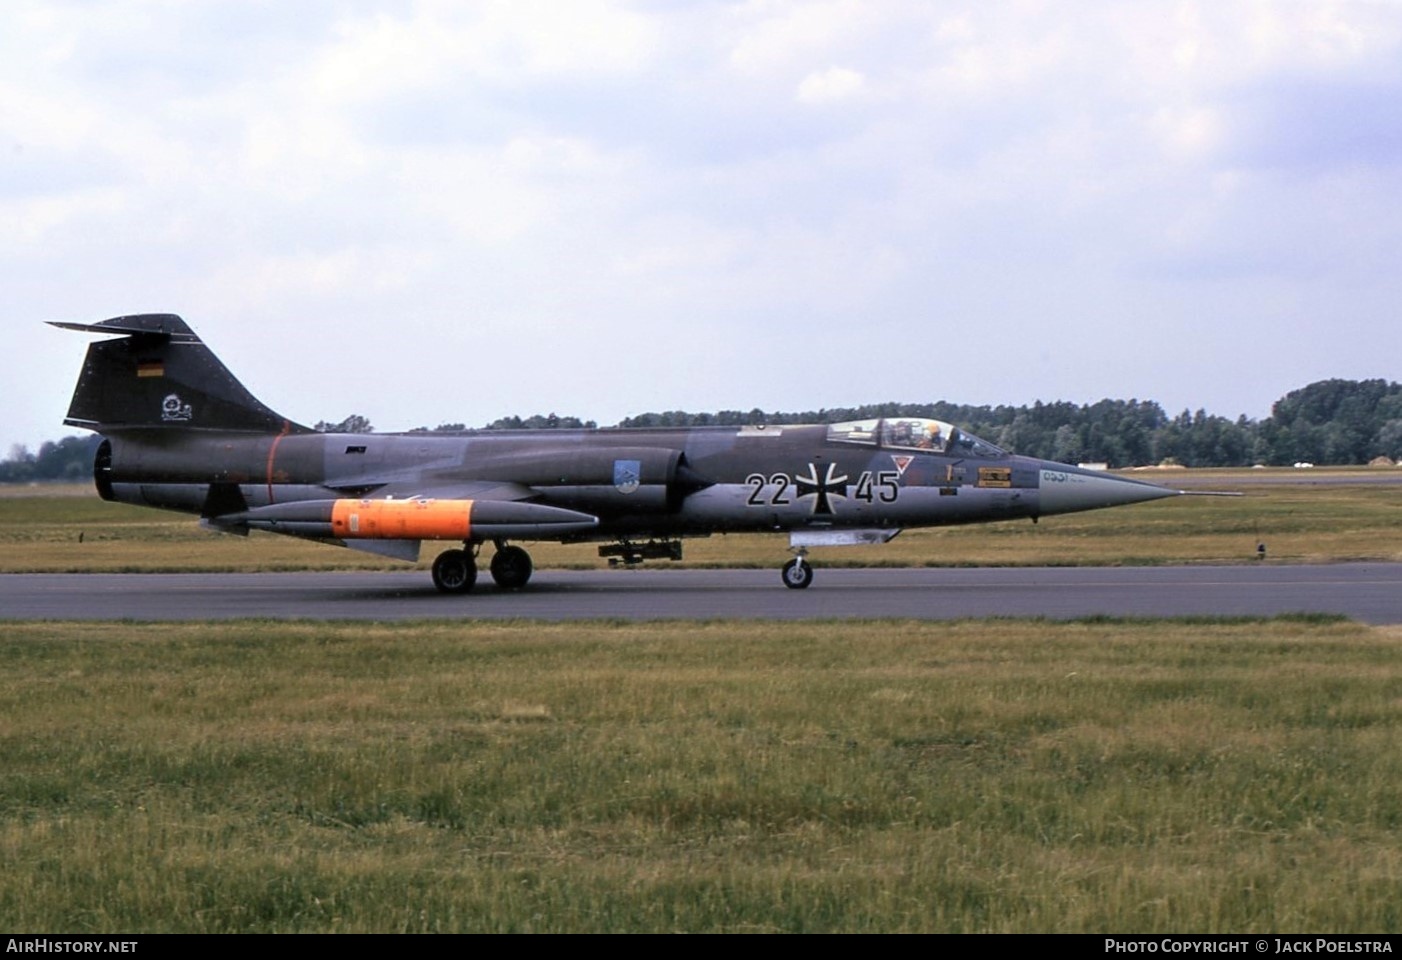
top-left (3, 616), bottom-right (1401, 933)
top-left (3, 472), bottom-right (1398, 932)
top-left (2, 469), bottom-right (1400, 573)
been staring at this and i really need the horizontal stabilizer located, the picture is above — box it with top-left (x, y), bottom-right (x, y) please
top-left (48, 314), bottom-right (198, 339)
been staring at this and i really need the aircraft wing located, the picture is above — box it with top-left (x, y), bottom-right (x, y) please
top-left (326, 480), bottom-right (540, 503)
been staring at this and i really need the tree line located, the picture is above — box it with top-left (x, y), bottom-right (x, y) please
top-left (613, 378), bottom-right (1402, 467)
top-left (5, 378), bottom-right (1399, 482)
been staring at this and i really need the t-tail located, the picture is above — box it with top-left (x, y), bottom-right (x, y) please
top-left (49, 313), bottom-right (308, 435)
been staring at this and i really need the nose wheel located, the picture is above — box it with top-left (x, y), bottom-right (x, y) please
top-left (781, 556), bottom-right (813, 589)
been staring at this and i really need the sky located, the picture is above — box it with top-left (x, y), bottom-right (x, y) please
top-left (5, 0), bottom-right (1402, 455)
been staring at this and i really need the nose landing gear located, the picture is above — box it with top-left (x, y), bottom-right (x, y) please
top-left (781, 553), bottom-right (813, 589)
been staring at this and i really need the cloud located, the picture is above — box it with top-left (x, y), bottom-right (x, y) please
top-left (796, 66), bottom-right (866, 104)
top-left (7, 1), bottom-right (1402, 456)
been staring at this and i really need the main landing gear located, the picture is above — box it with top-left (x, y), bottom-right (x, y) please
top-left (430, 539), bottom-right (817, 592)
top-left (431, 548), bottom-right (476, 593)
top-left (489, 544), bottom-right (533, 590)
top-left (431, 541), bottom-right (534, 593)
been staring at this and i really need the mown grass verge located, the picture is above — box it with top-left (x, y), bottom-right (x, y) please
top-left (2, 616), bottom-right (1400, 932)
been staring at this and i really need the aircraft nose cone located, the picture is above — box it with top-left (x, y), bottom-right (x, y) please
top-left (1036, 464), bottom-right (1179, 516)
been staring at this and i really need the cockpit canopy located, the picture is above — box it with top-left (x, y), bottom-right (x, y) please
top-left (826, 417), bottom-right (1004, 458)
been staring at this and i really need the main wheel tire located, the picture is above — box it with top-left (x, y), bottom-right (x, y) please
top-left (432, 549), bottom-right (477, 593)
top-left (489, 545), bottom-right (533, 590)
top-left (781, 557), bottom-right (814, 590)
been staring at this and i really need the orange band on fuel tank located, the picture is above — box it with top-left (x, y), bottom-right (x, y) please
top-left (330, 499), bottom-right (474, 540)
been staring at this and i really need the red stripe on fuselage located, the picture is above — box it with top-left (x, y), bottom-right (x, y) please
top-left (266, 421), bottom-right (292, 504)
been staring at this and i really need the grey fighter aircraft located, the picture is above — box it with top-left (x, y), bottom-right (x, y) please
top-left (54, 314), bottom-right (1194, 592)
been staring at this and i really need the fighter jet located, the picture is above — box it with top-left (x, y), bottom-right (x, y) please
top-left (53, 314), bottom-right (1193, 592)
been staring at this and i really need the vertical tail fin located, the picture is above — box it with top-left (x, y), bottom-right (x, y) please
top-left (50, 313), bottom-right (308, 434)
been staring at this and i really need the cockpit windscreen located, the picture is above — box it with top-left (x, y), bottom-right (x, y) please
top-left (827, 418), bottom-right (1004, 458)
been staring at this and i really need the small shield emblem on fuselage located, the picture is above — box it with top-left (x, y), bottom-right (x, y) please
top-left (614, 459), bottom-right (642, 495)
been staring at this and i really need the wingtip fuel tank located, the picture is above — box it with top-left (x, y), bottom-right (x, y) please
top-left (225, 498), bottom-right (599, 541)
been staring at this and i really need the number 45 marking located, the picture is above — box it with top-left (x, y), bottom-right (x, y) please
top-left (854, 470), bottom-right (899, 504)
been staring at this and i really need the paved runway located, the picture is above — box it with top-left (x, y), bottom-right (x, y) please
top-left (2, 564), bottom-right (1399, 623)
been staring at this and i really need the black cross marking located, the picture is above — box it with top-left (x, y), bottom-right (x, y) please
top-left (794, 462), bottom-right (848, 516)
